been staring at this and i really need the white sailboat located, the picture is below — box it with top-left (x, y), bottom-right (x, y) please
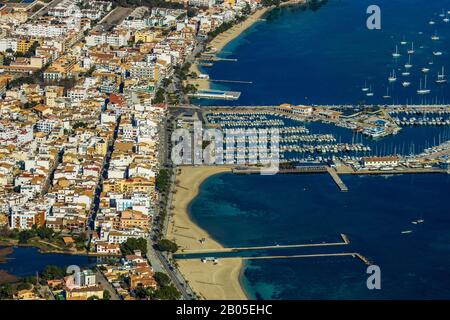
top-left (400, 36), bottom-right (407, 45)
top-left (421, 67), bottom-right (430, 73)
top-left (388, 70), bottom-right (397, 82)
top-left (402, 70), bottom-right (410, 76)
top-left (429, 20), bottom-right (435, 25)
top-left (366, 85), bottom-right (374, 97)
top-left (417, 76), bottom-right (431, 94)
top-left (431, 31), bottom-right (440, 41)
top-left (361, 81), bottom-right (369, 92)
top-left (407, 42), bottom-right (415, 55)
top-left (433, 51), bottom-right (443, 56)
top-left (436, 66), bottom-right (447, 84)
top-left (392, 45), bottom-right (401, 58)
top-left (405, 55), bottom-right (413, 68)
top-left (383, 87), bottom-right (391, 99)
top-left (402, 81), bottom-right (411, 87)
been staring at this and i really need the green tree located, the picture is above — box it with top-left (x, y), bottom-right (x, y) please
top-left (152, 88), bottom-right (166, 104)
top-left (36, 226), bottom-right (54, 240)
top-left (242, 2), bottom-right (251, 16)
top-left (153, 284), bottom-right (181, 300)
top-left (155, 239), bottom-right (178, 253)
top-left (17, 282), bottom-right (32, 291)
top-left (0, 284), bottom-right (13, 299)
top-left (18, 230), bottom-right (36, 244)
top-left (154, 272), bottom-right (171, 287)
top-left (120, 238), bottom-right (147, 256)
top-left (103, 290), bottom-right (111, 300)
top-left (41, 265), bottom-right (66, 280)
top-left (155, 169), bottom-right (170, 193)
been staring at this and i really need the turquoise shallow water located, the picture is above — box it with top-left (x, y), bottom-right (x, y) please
top-left (189, 0), bottom-right (450, 299)
top-left (198, 0), bottom-right (450, 106)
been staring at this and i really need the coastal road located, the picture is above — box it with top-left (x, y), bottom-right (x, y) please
top-left (154, 249), bottom-right (195, 300)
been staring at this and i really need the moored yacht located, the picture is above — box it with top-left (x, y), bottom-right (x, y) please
top-left (436, 66), bottom-right (447, 84)
top-left (392, 45), bottom-right (401, 58)
top-left (388, 70), bottom-right (397, 82)
top-left (405, 55), bottom-right (413, 68)
top-left (431, 31), bottom-right (440, 41)
top-left (407, 42), bottom-right (415, 54)
top-left (361, 81), bottom-right (369, 92)
top-left (417, 76), bottom-right (431, 94)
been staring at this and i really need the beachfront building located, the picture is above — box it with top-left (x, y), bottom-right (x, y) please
top-left (361, 156), bottom-right (400, 168)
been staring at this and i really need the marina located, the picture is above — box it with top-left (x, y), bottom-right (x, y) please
top-left (183, 0), bottom-right (450, 300)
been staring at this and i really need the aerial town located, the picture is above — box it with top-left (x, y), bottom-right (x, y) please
top-left (0, 0), bottom-right (449, 304)
top-left (0, 0), bottom-right (273, 300)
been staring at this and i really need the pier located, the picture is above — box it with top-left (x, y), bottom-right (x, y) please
top-left (233, 165), bottom-right (349, 191)
top-left (199, 55), bottom-right (238, 62)
top-left (180, 234), bottom-right (350, 254)
top-left (327, 167), bottom-right (348, 192)
top-left (241, 252), bottom-right (372, 266)
top-left (210, 79), bottom-right (253, 84)
top-left (232, 166), bottom-right (328, 175)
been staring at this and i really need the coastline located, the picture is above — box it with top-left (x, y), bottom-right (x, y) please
top-left (188, 7), bottom-right (270, 91)
top-left (167, 165), bottom-right (248, 300)
top-left (188, 1), bottom-right (307, 91)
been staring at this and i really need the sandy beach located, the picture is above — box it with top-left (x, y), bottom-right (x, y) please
top-left (208, 7), bottom-right (270, 53)
top-left (187, 7), bottom-right (270, 91)
top-left (167, 165), bottom-right (247, 300)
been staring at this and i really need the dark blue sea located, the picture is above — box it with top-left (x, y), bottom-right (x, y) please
top-left (190, 173), bottom-right (450, 299)
top-left (189, 0), bottom-right (450, 299)
top-left (197, 0), bottom-right (450, 106)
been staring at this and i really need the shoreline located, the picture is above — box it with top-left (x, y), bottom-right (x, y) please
top-left (167, 165), bottom-right (248, 300)
top-left (0, 240), bottom-right (120, 257)
top-left (188, 6), bottom-right (270, 91)
top-left (188, 1), bottom-right (307, 91)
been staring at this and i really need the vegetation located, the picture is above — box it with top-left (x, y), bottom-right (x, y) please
top-left (103, 290), bottom-right (111, 300)
top-left (155, 239), bottom-right (178, 253)
top-left (0, 284), bottom-right (13, 299)
top-left (7, 76), bottom-right (35, 89)
top-left (73, 122), bottom-right (88, 129)
top-left (40, 265), bottom-right (66, 280)
top-left (120, 237), bottom-right (147, 256)
top-left (153, 284), bottom-right (181, 300)
top-left (134, 273), bottom-right (181, 300)
top-left (152, 87), bottom-right (166, 104)
top-left (111, 0), bottom-right (184, 10)
top-left (154, 272), bottom-right (171, 287)
top-left (155, 168), bottom-right (170, 193)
